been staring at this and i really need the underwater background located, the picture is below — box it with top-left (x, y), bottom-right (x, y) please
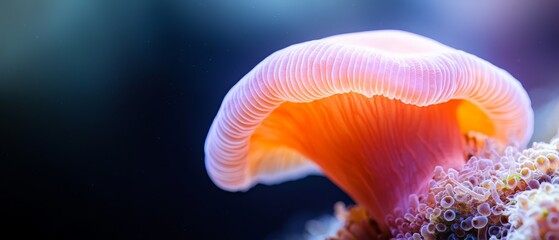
top-left (1, 0), bottom-right (559, 239)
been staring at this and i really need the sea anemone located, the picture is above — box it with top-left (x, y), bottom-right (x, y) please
top-left (204, 30), bottom-right (533, 236)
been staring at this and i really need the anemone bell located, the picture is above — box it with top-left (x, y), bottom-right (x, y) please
top-left (204, 30), bottom-right (533, 232)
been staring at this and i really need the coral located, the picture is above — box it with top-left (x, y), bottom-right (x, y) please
top-left (507, 182), bottom-right (559, 239)
top-left (326, 202), bottom-right (387, 240)
top-left (314, 137), bottom-right (559, 239)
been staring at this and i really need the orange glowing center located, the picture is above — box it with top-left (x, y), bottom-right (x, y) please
top-left (249, 93), bottom-right (494, 230)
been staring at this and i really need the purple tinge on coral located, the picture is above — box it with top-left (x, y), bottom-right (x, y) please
top-left (381, 138), bottom-right (559, 239)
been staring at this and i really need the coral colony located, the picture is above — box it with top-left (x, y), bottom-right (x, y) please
top-left (203, 30), bottom-right (558, 239)
top-left (320, 137), bottom-right (559, 240)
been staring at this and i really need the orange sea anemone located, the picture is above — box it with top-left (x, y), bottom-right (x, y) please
top-left (204, 30), bottom-right (533, 234)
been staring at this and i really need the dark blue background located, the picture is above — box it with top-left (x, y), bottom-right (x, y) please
top-left (2, 1), bottom-right (558, 239)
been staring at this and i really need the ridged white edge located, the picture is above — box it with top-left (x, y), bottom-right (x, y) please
top-left (204, 31), bottom-right (534, 191)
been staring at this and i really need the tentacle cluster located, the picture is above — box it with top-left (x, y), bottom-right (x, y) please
top-left (387, 137), bottom-right (559, 240)
top-left (311, 137), bottom-right (559, 240)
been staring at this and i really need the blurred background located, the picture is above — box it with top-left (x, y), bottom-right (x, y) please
top-left (1, 0), bottom-right (558, 239)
